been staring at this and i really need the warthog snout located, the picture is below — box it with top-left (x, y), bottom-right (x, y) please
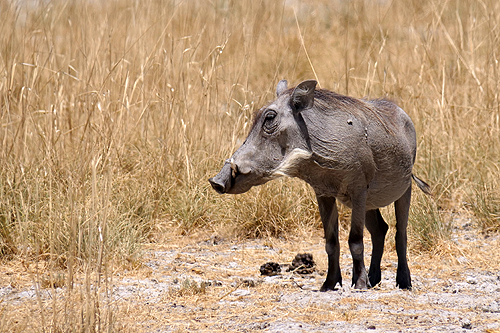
top-left (208, 160), bottom-right (239, 194)
top-left (208, 177), bottom-right (226, 194)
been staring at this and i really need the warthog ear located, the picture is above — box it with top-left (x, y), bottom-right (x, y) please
top-left (290, 80), bottom-right (317, 113)
top-left (276, 80), bottom-right (288, 97)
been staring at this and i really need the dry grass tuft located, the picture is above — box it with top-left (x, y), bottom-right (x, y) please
top-left (169, 278), bottom-right (207, 297)
top-left (468, 183), bottom-right (500, 232)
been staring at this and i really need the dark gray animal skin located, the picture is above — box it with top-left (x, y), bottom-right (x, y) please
top-left (209, 80), bottom-right (430, 291)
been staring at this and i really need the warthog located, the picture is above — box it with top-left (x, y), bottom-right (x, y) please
top-left (209, 80), bottom-right (430, 291)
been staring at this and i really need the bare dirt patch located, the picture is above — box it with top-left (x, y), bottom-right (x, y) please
top-left (1, 223), bottom-right (500, 332)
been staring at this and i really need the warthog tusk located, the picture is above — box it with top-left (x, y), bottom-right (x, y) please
top-left (230, 158), bottom-right (238, 178)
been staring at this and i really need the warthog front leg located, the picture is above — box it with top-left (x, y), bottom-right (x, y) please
top-left (316, 195), bottom-right (342, 291)
top-left (349, 190), bottom-right (370, 289)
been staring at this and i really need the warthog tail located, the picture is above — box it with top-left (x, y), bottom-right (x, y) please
top-left (412, 174), bottom-right (431, 195)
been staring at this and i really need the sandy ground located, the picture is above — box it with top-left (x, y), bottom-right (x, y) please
top-left (1, 221), bottom-right (500, 332)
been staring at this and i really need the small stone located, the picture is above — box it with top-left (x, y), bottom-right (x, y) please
top-left (192, 267), bottom-right (203, 274)
top-left (461, 318), bottom-right (472, 329)
top-left (482, 301), bottom-right (500, 313)
top-left (241, 279), bottom-right (256, 287)
top-left (231, 289), bottom-right (250, 297)
top-left (251, 322), bottom-right (270, 330)
top-left (210, 280), bottom-right (223, 287)
top-left (466, 277), bottom-right (478, 285)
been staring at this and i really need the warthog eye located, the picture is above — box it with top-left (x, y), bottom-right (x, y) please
top-left (265, 111), bottom-right (276, 120)
top-left (263, 110), bottom-right (278, 134)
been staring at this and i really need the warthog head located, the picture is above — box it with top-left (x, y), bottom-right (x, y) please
top-left (209, 80), bottom-right (316, 194)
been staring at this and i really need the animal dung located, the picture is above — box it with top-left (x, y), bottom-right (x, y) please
top-left (260, 253), bottom-right (316, 276)
top-left (288, 253), bottom-right (316, 274)
top-left (260, 262), bottom-right (281, 276)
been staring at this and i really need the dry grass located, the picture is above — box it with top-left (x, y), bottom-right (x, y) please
top-left (1, 0), bottom-right (500, 331)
